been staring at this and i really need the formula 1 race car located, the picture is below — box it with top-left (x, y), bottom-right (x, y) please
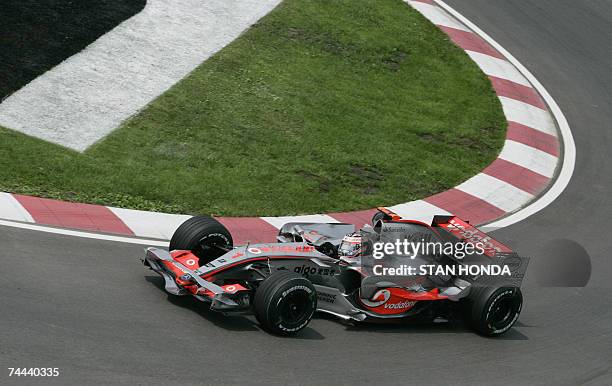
top-left (142, 208), bottom-right (528, 336)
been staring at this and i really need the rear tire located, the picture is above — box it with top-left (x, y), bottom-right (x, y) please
top-left (372, 211), bottom-right (390, 226)
top-left (169, 216), bottom-right (233, 264)
top-left (466, 285), bottom-right (522, 336)
top-left (254, 272), bottom-right (317, 336)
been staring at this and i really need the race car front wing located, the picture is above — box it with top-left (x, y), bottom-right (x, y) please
top-left (142, 248), bottom-right (250, 312)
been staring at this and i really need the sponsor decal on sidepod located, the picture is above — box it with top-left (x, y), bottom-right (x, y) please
top-left (360, 289), bottom-right (417, 311)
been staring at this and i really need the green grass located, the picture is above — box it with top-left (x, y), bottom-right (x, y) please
top-left (0, 0), bottom-right (506, 216)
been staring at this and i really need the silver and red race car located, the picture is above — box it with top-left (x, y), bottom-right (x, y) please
top-left (142, 208), bottom-right (528, 336)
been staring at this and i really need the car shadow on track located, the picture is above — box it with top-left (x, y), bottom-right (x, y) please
top-left (145, 276), bottom-right (527, 340)
top-left (315, 310), bottom-right (530, 341)
top-left (145, 276), bottom-right (325, 340)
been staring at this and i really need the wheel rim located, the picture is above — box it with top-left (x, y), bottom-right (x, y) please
top-left (277, 290), bottom-right (314, 330)
top-left (488, 292), bottom-right (520, 331)
top-left (195, 233), bottom-right (231, 260)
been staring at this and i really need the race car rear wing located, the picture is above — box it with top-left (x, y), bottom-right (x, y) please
top-left (431, 215), bottom-right (513, 257)
top-left (374, 207), bottom-right (513, 257)
top-left (372, 208), bottom-right (528, 286)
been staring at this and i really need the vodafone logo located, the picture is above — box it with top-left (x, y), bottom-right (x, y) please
top-left (384, 300), bottom-right (416, 310)
top-left (360, 290), bottom-right (417, 311)
top-left (221, 284), bottom-right (245, 294)
top-left (185, 259), bottom-right (197, 266)
top-left (247, 247), bottom-right (262, 254)
top-left (361, 289), bottom-right (391, 307)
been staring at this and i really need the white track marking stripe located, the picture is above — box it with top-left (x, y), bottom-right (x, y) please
top-left (108, 207), bottom-right (192, 240)
top-left (261, 215), bottom-right (340, 229)
top-left (0, 0), bottom-right (282, 151)
top-left (0, 193), bottom-right (35, 223)
top-left (0, 219), bottom-right (168, 246)
top-left (499, 140), bottom-right (558, 178)
top-left (465, 51), bottom-right (531, 87)
top-left (455, 173), bottom-right (534, 212)
top-left (387, 200), bottom-right (451, 224)
top-left (499, 97), bottom-right (557, 136)
top-left (407, 1), bottom-right (470, 32)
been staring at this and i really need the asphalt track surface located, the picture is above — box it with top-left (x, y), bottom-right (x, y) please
top-left (1, 1), bottom-right (611, 384)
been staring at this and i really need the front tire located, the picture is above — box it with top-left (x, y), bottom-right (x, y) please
top-left (169, 216), bottom-right (233, 264)
top-left (254, 272), bottom-right (317, 336)
top-left (466, 285), bottom-right (523, 336)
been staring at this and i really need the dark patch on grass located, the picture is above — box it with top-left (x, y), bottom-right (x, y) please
top-left (297, 170), bottom-right (334, 194)
top-left (348, 164), bottom-right (385, 195)
top-left (153, 141), bottom-right (192, 159)
top-left (0, 0), bottom-right (146, 99)
top-left (417, 132), bottom-right (440, 143)
top-left (281, 25), bottom-right (355, 57)
top-left (383, 49), bottom-right (409, 71)
top-left (418, 128), bottom-right (498, 150)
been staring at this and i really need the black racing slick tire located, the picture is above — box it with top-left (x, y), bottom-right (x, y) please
top-left (254, 272), bottom-right (317, 336)
top-left (169, 216), bottom-right (233, 264)
top-left (372, 211), bottom-right (390, 226)
top-left (466, 285), bottom-right (523, 336)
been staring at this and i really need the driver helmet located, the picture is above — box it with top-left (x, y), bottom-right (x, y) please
top-left (338, 232), bottom-right (363, 259)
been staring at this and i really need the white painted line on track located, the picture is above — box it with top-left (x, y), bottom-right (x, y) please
top-left (0, 219), bottom-right (168, 246)
top-left (435, 0), bottom-right (576, 228)
top-left (0, 193), bottom-right (35, 223)
top-left (499, 96), bottom-right (557, 137)
top-left (455, 173), bottom-right (533, 212)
